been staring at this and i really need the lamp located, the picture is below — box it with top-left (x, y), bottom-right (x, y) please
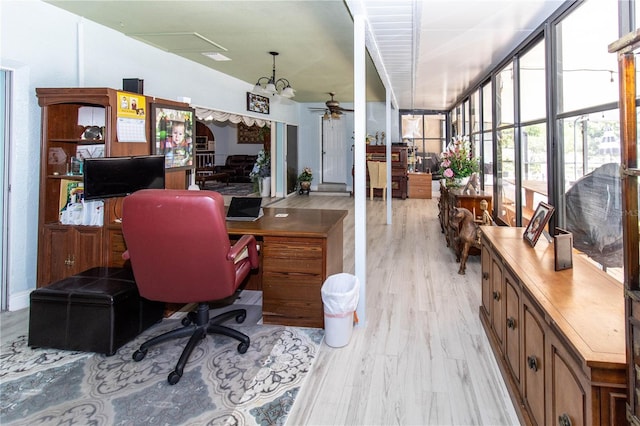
top-left (253, 52), bottom-right (295, 99)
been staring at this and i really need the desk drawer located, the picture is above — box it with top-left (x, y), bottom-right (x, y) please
top-left (263, 237), bottom-right (323, 260)
top-left (262, 271), bottom-right (324, 328)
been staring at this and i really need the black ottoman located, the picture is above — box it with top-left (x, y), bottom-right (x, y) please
top-left (28, 267), bottom-right (164, 355)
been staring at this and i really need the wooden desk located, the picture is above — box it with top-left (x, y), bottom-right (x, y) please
top-left (227, 207), bottom-right (347, 328)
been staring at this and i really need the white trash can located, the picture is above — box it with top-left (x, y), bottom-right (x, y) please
top-left (321, 273), bottom-right (360, 348)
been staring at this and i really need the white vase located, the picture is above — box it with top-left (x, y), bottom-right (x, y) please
top-left (260, 177), bottom-right (271, 197)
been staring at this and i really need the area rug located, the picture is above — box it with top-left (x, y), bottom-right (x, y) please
top-left (202, 182), bottom-right (256, 196)
top-left (0, 307), bottom-right (324, 426)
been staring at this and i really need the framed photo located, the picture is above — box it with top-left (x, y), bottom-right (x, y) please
top-left (237, 122), bottom-right (267, 144)
top-left (195, 136), bottom-right (208, 150)
top-left (247, 92), bottom-right (270, 114)
top-left (151, 103), bottom-right (195, 170)
top-left (523, 201), bottom-right (555, 247)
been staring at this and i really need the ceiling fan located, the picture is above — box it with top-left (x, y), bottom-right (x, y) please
top-left (309, 92), bottom-right (353, 119)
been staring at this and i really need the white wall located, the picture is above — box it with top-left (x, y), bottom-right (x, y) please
top-left (0, 0), bottom-right (300, 309)
top-left (297, 101), bottom-right (397, 191)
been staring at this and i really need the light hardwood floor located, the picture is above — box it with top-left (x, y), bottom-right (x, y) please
top-left (1, 193), bottom-right (519, 425)
top-left (271, 194), bottom-right (519, 425)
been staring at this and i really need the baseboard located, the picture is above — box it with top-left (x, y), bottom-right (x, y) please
top-left (9, 290), bottom-right (30, 311)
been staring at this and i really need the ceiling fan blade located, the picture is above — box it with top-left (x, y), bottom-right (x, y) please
top-left (338, 107), bottom-right (354, 112)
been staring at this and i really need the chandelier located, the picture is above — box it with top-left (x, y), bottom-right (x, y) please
top-left (253, 52), bottom-right (295, 99)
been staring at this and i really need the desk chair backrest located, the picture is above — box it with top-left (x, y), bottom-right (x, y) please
top-left (122, 189), bottom-right (254, 303)
top-left (367, 160), bottom-right (387, 200)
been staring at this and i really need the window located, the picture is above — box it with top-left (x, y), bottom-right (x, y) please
top-left (520, 40), bottom-right (546, 122)
top-left (497, 128), bottom-right (515, 225)
top-left (400, 112), bottom-right (445, 174)
top-left (556, 0), bottom-right (618, 113)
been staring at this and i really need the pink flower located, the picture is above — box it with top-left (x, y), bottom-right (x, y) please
top-left (443, 168), bottom-right (454, 178)
top-left (441, 159), bottom-right (451, 168)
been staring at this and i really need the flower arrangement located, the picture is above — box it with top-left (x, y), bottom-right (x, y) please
top-left (250, 149), bottom-right (270, 179)
top-left (439, 136), bottom-right (479, 185)
top-left (298, 167), bottom-right (313, 182)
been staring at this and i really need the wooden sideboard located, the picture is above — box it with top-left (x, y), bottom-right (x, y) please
top-left (439, 185), bottom-right (492, 252)
top-left (365, 145), bottom-right (408, 199)
top-left (480, 226), bottom-right (626, 426)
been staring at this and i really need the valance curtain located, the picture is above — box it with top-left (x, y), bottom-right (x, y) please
top-left (194, 107), bottom-right (269, 128)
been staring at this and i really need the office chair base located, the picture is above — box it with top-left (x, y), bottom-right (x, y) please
top-left (132, 302), bottom-right (250, 385)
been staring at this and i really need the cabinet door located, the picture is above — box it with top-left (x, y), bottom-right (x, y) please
top-left (490, 253), bottom-right (504, 349)
top-left (481, 242), bottom-right (492, 321)
top-left (523, 296), bottom-right (546, 426)
top-left (549, 337), bottom-right (586, 426)
top-left (504, 269), bottom-right (521, 388)
top-left (38, 225), bottom-right (102, 287)
top-left (74, 226), bottom-right (102, 273)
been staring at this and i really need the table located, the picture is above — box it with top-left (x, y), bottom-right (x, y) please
top-left (196, 170), bottom-right (229, 188)
top-left (227, 207), bottom-right (347, 328)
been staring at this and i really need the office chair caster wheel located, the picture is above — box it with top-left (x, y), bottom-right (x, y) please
top-left (132, 349), bottom-right (147, 362)
top-left (167, 370), bottom-right (181, 385)
top-left (181, 316), bottom-right (192, 326)
top-left (237, 342), bottom-right (249, 354)
top-left (235, 312), bottom-right (246, 324)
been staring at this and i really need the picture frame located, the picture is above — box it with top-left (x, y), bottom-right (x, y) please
top-left (523, 201), bottom-right (555, 247)
top-left (195, 136), bottom-right (208, 150)
top-left (151, 103), bottom-right (195, 170)
top-left (237, 122), bottom-right (267, 144)
top-left (554, 228), bottom-right (573, 271)
top-left (247, 92), bottom-right (270, 114)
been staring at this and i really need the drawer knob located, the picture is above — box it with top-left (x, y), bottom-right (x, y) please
top-left (506, 317), bottom-right (516, 329)
top-left (492, 291), bottom-right (500, 301)
top-left (527, 355), bottom-right (538, 372)
top-left (482, 272), bottom-right (489, 280)
top-left (558, 413), bottom-right (572, 426)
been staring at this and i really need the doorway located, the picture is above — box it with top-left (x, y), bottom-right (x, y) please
top-left (322, 118), bottom-right (346, 183)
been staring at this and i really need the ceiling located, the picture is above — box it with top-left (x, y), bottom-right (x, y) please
top-left (45, 0), bottom-right (566, 111)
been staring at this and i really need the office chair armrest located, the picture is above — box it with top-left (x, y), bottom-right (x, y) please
top-left (228, 234), bottom-right (259, 269)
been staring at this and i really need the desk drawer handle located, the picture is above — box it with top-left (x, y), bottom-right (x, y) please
top-left (558, 413), bottom-right (572, 426)
top-left (483, 272), bottom-right (489, 280)
top-left (527, 355), bottom-right (538, 372)
top-left (492, 291), bottom-right (500, 301)
top-left (506, 317), bottom-right (516, 329)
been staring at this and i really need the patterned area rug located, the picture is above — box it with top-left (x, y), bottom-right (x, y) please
top-left (202, 182), bottom-right (256, 196)
top-left (0, 309), bottom-right (323, 426)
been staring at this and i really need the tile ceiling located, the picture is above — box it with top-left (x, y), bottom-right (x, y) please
top-left (45, 0), bottom-right (566, 111)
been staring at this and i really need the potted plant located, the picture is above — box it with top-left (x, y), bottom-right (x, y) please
top-left (297, 167), bottom-right (313, 194)
top-left (250, 149), bottom-right (271, 196)
top-left (438, 136), bottom-right (479, 187)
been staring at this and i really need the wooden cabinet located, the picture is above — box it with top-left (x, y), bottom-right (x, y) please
top-left (408, 172), bottom-right (432, 199)
top-left (365, 145), bottom-right (408, 199)
top-left (40, 225), bottom-right (103, 283)
top-left (479, 226), bottom-right (627, 426)
top-left (36, 88), bottom-right (151, 287)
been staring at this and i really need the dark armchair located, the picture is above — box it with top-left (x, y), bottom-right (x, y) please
top-left (121, 189), bottom-right (259, 385)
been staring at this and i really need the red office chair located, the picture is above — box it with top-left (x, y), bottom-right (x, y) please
top-left (121, 189), bottom-right (259, 385)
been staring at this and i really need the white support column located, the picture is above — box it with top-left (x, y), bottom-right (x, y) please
top-left (385, 90), bottom-right (392, 223)
top-left (354, 14), bottom-right (366, 326)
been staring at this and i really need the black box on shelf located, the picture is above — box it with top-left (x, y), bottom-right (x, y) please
top-left (123, 78), bottom-right (144, 94)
